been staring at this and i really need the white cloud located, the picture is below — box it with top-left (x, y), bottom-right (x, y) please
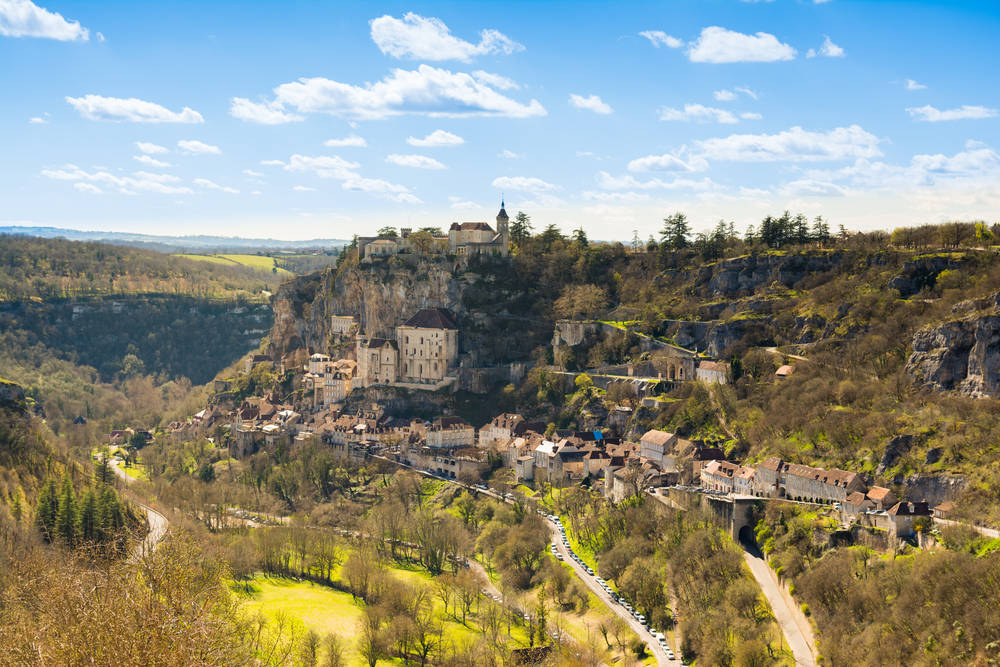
top-left (73, 182), bottom-right (102, 194)
top-left (491, 176), bottom-right (559, 193)
top-left (41, 164), bottom-right (193, 194)
top-left (806, 35), bottom-right (845, 58)
top-left (734, 86), bottom-right (758, 100)
top-left (260, 159), bottom-right (285, 167)
top-left (324, 134), bottom-right (367, 148)
top-left (687, 26), bottom-right (796, 63)
top-left (741, 112), bottom-right (763, 120)
top-left (713, 89), bottom-right (737, 102)
top-left (194, 178), bottom-right (239, 194)
top-left (639, 30), bottom-right (683, 48)
top-left (407, 129), bottom-right (464, 147)
top-left (277, 153), bottom-right (417, 203)
top-left (386, 153), bottom-right (446, 169)
top-left (569, 93), bottom-right (613, 115)
top-left (449, 196), bottom-right (481, 210)
top-left (178, 139), bottom-right (220, 155)
top-left (627, 153), bottom-right (706, 173)
top-left (905, 79), bottom-right (927, 91)
top-left (370, 13), bottom-right (523, 62)
top-left (693, 125), bottom-right (882, 162)
top-left (292, 185), bottom-right (316, 192)
top-left (0, 0), bottom-right (88, 41)
top-left (472, 70), bottom-right (519, 90)
top-left (779, 179), bottom-right (850, 197)
top-left (28, 115), bottom-right (48, 124)
top-left (582, 190), bottom-right (651, 203)
top-left (229, 97), bottom-right (304, 124)
top-left (499, 149), bottom-right (521, 159)
top-left (251, 190), bottom-right (261, 196)
top-left (135, 141), bottom-right (168, 154)
top-left (596, 171), bottom-right (719, 191)
top-left (659, 104), bottom-right (738, 124)
top-left (133, 154), bottom-right (171, 168)
top-left (907, 105), bottom-right (997, 122)
top-left (66, 95), bottom-right (203, 123)
top-left (242, 169), bottom-right (264, 177)
top-left (255, 65), bottom-right (545, 120)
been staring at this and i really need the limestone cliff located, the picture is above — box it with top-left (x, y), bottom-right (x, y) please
top-left (269, 256), bottom-right (549, 367)
top-left (906, 304), bottom-right (1000, 397)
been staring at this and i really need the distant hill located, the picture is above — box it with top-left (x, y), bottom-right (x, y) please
top-left (0, 225), bottom-right (349, 253)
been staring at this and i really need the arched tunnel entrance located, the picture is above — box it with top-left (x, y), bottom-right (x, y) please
top-left (738, 524), bottom-right (761, 557)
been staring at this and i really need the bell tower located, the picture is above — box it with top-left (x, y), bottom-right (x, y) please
top-left (496, 198), bottom-right (509, 255)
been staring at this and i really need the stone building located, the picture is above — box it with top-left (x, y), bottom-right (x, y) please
top-left (696, 360), bottom-right (729, 384)
top-left (356, 338), bottom-right (399, 385)
top-left (640, 430), bottom-right (678, 465)
top-left (358, 203), bottom-right (509, 260)
top-left (355, 308), bottom-right (460, 390)
top-left (425, 416), bottom-right (476, 449)
top-left (755, 457), bottom-right (867, 503)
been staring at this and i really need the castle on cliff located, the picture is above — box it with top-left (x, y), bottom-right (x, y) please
top-left (359, 203), bottom-right (510, 260)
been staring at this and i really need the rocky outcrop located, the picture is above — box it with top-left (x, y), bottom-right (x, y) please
top-left (888, 255), bottom-right (965, 297)
top-left (901, 473), bottom-right (967, 507)
top-left (699, 252), bottom-right (847, 298)
top-left (906, 312), bottom-right (1000, 396)
top-left (0, 379), bottom-right (25, 406)
top-left (876, 434), bottom-right (919, 475)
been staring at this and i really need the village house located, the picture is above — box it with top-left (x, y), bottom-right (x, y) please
top-left (304, 359), bottom-right (359, 409)
top-left (754, 457), bottom-right (867, 503)
top-left (734, 465), bottom-right (756, 495)
top-left (868, 501), bottom-right (933, 537)
top-left (425, 416), bottom-right (475, 449)
top-left (515, 455), bottom-right (535, 482)
top-left (701, 460), bottom-right (740, 493)
top-left (775, 364), bottom-right (795, 379)
top-left (866, 486), bottom-right (898, 511)
top-left (842, 491), bottom-right (874, 521)
top-left (478, 413), bottom-right (542, 447)
top-left (696, 360), bottom-right (729, 384)
top-left (639, 430), bottom-right (677, 466)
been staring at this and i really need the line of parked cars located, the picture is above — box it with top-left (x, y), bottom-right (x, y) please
top-left (542, 511), bottom-right (684, 665)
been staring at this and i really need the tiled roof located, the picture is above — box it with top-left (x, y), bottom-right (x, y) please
top-left (403, 308), bottom-right (459, 330)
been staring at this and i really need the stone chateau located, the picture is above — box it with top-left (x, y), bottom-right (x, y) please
top-left (358, 203), bottom-right (510, 260)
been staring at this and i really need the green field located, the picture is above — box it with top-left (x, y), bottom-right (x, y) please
top-left (176, 254), bottom-right (294, 277)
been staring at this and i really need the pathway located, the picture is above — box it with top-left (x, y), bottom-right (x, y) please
top-left (935, 517), bottom-right (1000, 539)
top-left (109, 457), bottom-right (169, 557)
top-left (742, 551), bottom-right (816, 667)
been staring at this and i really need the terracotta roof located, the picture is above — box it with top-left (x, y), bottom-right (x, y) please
top-left (641, 430), bottom-right (675, 447)
top-left (775, 364), bottom-right (795, 377)
top-left (935, 501), bottom-right (956, 512)
top-left (698, 361), bottom-right (728, 372)
top-left (844, 491), bottom-right (868, 505)
top-left (867, 486), bottom-right (893, 501)
top-left (403, 308), bottom-right (458, 330)
top-left (455, 222), bottom-right (494, 232)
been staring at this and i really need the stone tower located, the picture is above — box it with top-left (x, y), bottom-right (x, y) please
top-left (496, 199), bottom-right (509, 252)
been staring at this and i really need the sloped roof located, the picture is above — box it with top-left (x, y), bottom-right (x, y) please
top-left (403, 308), bottom-right (458, 330)
top-left (455, 222), bottom-right (494, 231)
top-left (867, 486), bottom-right (893, 501)
top-left (641, 430), bottom-right (676, 447)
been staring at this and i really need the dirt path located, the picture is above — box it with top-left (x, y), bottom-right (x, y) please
top-left (742, 551), bottom-right (817, 667)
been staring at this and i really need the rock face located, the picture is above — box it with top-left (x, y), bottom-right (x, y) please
top-left (699, 252), bottom-right (847, 298)
top-left (887, 256), bottom-right (965, 298)
top-left (269, 256), bottom-right (549, 368)
top-left (876, 434), bottom-right (918, 476)
top-left (0, 380), bottom-right (25, 406)
top-left (906, 313), bottom-right (1000, 396)
top-left (901, 474), bottom-right (967, 507)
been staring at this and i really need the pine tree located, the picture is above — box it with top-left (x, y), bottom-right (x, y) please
top-left (55, 474), bottom-right (78, 547)
top-left (79, 487), bottom-right (99, 542)
top-left (34, 476), bottom-right (58, 541)
top-left (510, 211), bottom-right (533, 243)
top-left (95, 453), bottom-right (112, 485)
top-left (660, 212), bottom-right (691, 250)
top-left (572, 227), bottom-right (588, 248)
top-left (99, 485), bottom-right (124, 537)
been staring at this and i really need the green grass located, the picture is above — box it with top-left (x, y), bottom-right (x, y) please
top-left (177, 253), bottom-right (294, 277)
top-left (119, 461), bottom-right (149, 480)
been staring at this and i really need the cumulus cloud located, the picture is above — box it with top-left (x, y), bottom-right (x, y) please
top-left (713, 89), bottom-right (737, 102)
top-left (386, 153), bottom-right (446, 169)
top-left (907, 105), bottom-right (997, 122)
top-left (806, 35), bottom-right (845, 58)
top-left (66, 95), bottom-right (204, 123)
top-left (370, 13), bottom-right (523, 62)
top-left (28, 115), bottom-right (48, 124)
top-left (41, 164), bottom-right (193, 194)
top-left (741, 112), bottom-right (763, 120)
top-left (242, 65), bottom-right (545, 120)
top-left (277, 153), bottom-right (418, 203)
top-left (229, 97), bottom-right (304, 124)
top-left (178, 139), bottom-right (220, 155)
top-left (472, 70), bottom-right (519, 90)
top-left (194, 178), bottom-right (239, 194)
top-left (639, 30), bottom-right (683, 48)
top-left (627, 153), bottom-right (706, 173)
top-left (905, 79), bottom-right (927, 91)
top-left (659, 104), bottom-right (738, 124)
top-left (407, 129), bottom-right (464, 147)
top-left (73, 182), bottom-right (102, 194)
top-left (693, 125), bottom-right (882, 162)
top-left (324, 134), bottom-right (367, 147)
top-left (687, 26), bottom-right (796, 63)
top-left (133, 154), bottom-right (171, 168)
top-left (569, 93), bottom-right (613, 114)
top-left (596, 171), bottom-right (719, 191)
top-left (491, 176), bottom-right (559, 193)
top-left (135, 141), bottom-right (168, 154)
top-left (0, 0), bottom-right (89, 41)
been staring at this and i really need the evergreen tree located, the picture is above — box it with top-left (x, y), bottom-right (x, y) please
top-left (79, 487), bottom-right (99, 542)
top-left (34, 476), bottom-right (58, 541)
top-left (793, 213), bottom-right (810, 244)
top-left (572, 227), bottom-right (589, 248)
top-left (95, 452), bottom-right (112, 485)
top-left (55, 475), bottom-right (78, 546)
top-left (660, 212), bottom-right (691, 249)
top-left (99, 485), bottom-right (124, 536)
top-left (744, 224), bottom-right (756, 244)
top-left (510, 211), bottom-right (533, 243)
top-left (811, 216), bottom-right (831, 244)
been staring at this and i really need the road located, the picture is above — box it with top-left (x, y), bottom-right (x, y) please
top-left (935, 517), bottom-right (1000, 539)
top-left (107, 457), bottom-right (169, 557)
top-left (742, 551), bottom-right (816, 667)
top-left (546, 516), bottom-right (679, 666)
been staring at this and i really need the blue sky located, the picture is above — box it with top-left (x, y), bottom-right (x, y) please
top-left (2, 0), bottom-right (999, 241)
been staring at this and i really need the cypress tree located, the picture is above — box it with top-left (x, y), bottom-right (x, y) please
top-left (79, 488), bottom-right (99, 542)
top-left (94, 453), bottom-right (112, 486)
top-left (34, 477), bottom-right (58, 541)
top-left (55, 475), bottom-right (78, 547)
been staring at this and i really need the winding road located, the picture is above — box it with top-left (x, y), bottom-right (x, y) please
top-left (109, 459), bottom-right (169, 557)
